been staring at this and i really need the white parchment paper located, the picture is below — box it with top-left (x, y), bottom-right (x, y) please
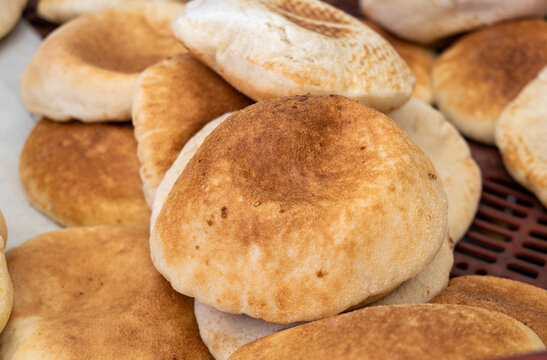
top-left (0, 20), bottom-right (61, 249)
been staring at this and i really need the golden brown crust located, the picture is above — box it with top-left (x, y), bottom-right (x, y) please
top-left (0, 226), bottom-right (212, 359)
top-left (229, 304), bottom-right (545, 360)
top-left (152, 95), bottom-right (447, 323)
top-left (19, 119), bottom-right (150, 229)
top-left (432, 19), bottom-right (547, 144)
top-left (133, 53), bottom-right (252, 206)
top-left (430, 275), bottom-right (547, 344)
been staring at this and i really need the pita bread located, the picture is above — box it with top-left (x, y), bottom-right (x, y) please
top-left (362, 20), bottom-right (435, 104)
top-left (432, 19), bottom-right (547, 144)
top-left (173, 0), bottom-right (415, 113)
top-left (133, 53), bottom-right (252, 206)
top-left (37, 0), bottom-right (187, 24)
top-left (359, 0), bottom-right (547, 44)
top-left (388, 98), bottom-right (481, 242)
top-left (0, 210), bottom-right (6, 246)
top-left (431, 275), bottom-right (547, 344)
top-left (0, 210), bottom-right (13, 335)
top-left (194, 237), bottom-right (452, 360)
top-left (0, 226), bottom-right (213, 359)
top-left (151, 95), bottom-right (448, 324)
top-left (495, 66), bottom-right (547, 208)
top-left (21, 3), bottom-right (186, 123)
top-left (0, 0), bottom-right (27, 39)
top-left (230, 304), bottom-right (545, 360)
top-left (19, 118), bottom-right (150, 229)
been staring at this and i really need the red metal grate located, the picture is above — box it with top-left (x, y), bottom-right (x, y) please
top-left (452, 142), bottom-right (547, 288)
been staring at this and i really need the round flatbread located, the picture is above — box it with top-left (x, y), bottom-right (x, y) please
top-left (173, 0), bottom-right (415, 113)
top-left (431, 275), bottom-right (547, 344)
top-left (359, 0), bottom-right (547, 44)
top-left (21, 3), bottom-right (186, 122)
top-left (0, 226), bottom-right (213, 359)
top-left (19, 118), bottom-right (150, 229)
top-left (432, 19), bottom-right (547, 144)
top-left (362, 20), bottom-right (435, 104)
top-left (388, 98), bottom-right (481, 242)
top-left (133, 53), bottom-right (252, 206)
top-left (151, 95), bottom-right (448, 324)
top-left (194, 237), bottom-right (452, 360)
top-left (230, 304), bottom-right (544, 360)
top-left (37, 0), bottom-right (187, 23)
top-left (0, 210), bottom-right (13, 335)
top-left (495, 66), bottom-right (547, 208)
top-left (0, 0), bottom-right (27, 39)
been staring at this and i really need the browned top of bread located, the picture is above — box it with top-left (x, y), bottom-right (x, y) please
top-left (0, 226), bottom-right (212, 359)
top-left (432, 19), bottom-right (547, 143)
top-left (152, 94), bottom-right (447, 323)
top-left (430, 275), bottom-right (547, 344)
top-left (229, 304), bottom-right (544, 360)
top-left (133, 53), bottom-right (252, 206)
top-left (19, 119), bottom-right (150, 229)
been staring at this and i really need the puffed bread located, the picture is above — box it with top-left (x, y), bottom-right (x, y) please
top-left (0, 226), bottom-right (213, 359)
top-left (432, 19), bottom-right (547, 144)
top-left (37, 0), bottom-right (187, 24)
top-left (360, 0), bottom-right (547, 44)
top-left (388, 98), bottom-right (481, 242)
top-left (21, 3), bottom-right (186, 122)
top-left (173, 0), bottom-right (415, 113)
top-left (151, 95), bottom-right (448, 324)
top-left (495, 66), bottom-right (547, 208)
top-left (133, 54), bottom-right (251, 206)
top-left (0, 210), bottom-right (13, 335)
top-left (0, 0), bottom-right (27, 39)
top-left (19, 119), bottom-right (150, 229)
top-left (431, 275), bottom-right (547, 344)
top-left (229, 304), bottom-right (545, 360)
top-left (194, 237), bottom-right (453, 360)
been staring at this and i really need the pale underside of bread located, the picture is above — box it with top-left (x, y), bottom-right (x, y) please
top-left (359, 0), bottom-right (547, 44)
top-left (173, 0), bottom-right (415, 113)
top-left (388, 98), bottom-right (481, 242)
top-left (194, 236), bottom-right (452, 360)
top-left (495, 66), bottom-right (547, 208)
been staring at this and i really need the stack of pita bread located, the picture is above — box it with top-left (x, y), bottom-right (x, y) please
top-left (2, 0), bottom-right (546, 358)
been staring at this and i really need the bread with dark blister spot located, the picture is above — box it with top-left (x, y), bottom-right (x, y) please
top-left (151, 95), bottom-right (448, 324)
